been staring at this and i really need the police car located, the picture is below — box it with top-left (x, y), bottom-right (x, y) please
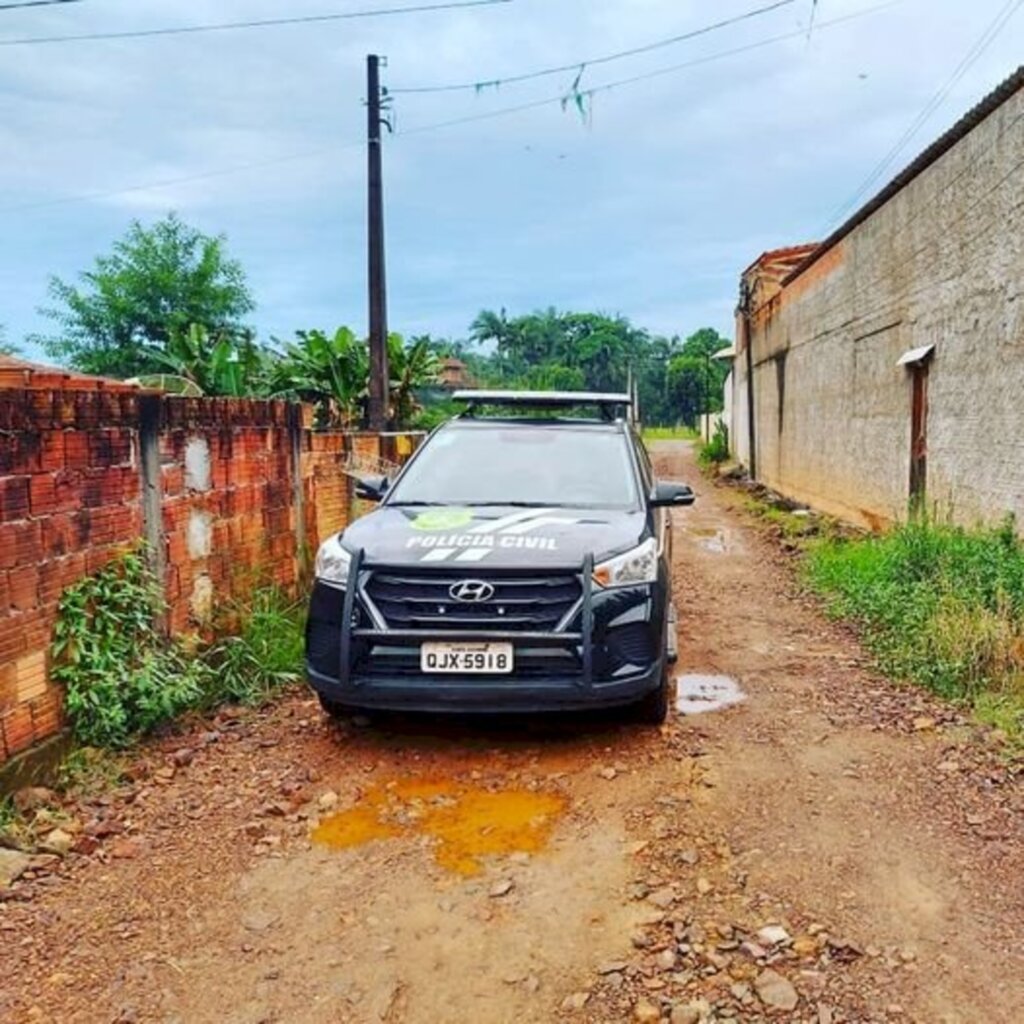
top-left (306, 391), bottom-right (694, 723)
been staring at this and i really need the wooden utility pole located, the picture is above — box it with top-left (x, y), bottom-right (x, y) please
top-left (367, 54), bottom-right (389, 430)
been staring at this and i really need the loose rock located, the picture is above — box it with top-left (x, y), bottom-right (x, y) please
top-left (754, 968), bottom-right (799, 1011)
top-left (0, 848), bottom-right (32, 888)
top-left (671, 1004), bottom-right (703, 1024)
top-left (40, 829), bottom-right (74, 856)
top-left (13, 787), bottom-right (58, 814)
top-left (757, 924), bottom-right (791, 946)
top-left (633, 997), bottom-right (661, 1022)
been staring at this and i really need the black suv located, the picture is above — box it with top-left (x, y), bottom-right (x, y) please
top-left (305, 391), bottom-right (694, 724)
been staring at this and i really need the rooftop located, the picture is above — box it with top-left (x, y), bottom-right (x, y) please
top-left (0, 355), bottom-right (144, 393)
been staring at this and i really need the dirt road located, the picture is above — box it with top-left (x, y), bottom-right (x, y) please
top-left (2, 441), bottom-right (1021, 1024)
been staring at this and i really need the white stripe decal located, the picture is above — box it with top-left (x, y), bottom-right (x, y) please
top-left (456, 548), bottom-right (491, 562)
top-left (421, 548), bottom-right (455, 562)
top-left (469, 508), bottom-right (552, 535)
top-left (503, 516), bottom-right (579, 535)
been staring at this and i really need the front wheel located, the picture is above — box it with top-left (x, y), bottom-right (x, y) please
top-left (318, 694), bottom-right (352, 718)
top-left (632, 668), bottom-right (671, 725)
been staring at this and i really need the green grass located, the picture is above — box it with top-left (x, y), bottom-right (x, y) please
top-left (203, 587), bottom-right (305, 707)
top-left (805, 516), bottom-right (1024, 748)
top-left (642, 425), bottom-right (699, 442)
top-left (0, 796), bottom-right (16, 834)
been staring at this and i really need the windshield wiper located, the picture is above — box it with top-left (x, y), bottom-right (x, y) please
top-left (387, 501), bottom-right (448, 507)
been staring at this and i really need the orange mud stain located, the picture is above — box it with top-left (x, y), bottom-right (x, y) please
top-left (311, 779), bottom-right (567, 876)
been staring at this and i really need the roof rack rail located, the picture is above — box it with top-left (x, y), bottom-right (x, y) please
top-left (452, 389), bottom-right (631, 421)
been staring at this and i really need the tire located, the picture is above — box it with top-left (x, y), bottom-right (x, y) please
top-left (632, 667), bottom-right (671, 725)
top-left (318, 694), bottom-right (351, 718)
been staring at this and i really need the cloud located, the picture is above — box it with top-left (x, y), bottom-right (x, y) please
top-left (1, 0), bottom-right (1021, 350)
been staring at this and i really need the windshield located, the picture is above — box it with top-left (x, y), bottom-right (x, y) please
top-left (387, 425), bottom-right (641, 509)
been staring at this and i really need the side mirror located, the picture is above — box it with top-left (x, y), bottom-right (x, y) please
top-left (354, 474), bottom-right (389, 501)
top-left (650, 481), bottom-right (695, 507)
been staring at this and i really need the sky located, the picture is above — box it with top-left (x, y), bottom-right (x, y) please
top-left (0, 0), bottom-right (1021, 359)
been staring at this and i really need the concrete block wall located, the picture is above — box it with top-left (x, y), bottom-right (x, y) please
top-left (0, 384), bottom-right (423, 765)
top-left (732, 74), bottom-right (1024, 530)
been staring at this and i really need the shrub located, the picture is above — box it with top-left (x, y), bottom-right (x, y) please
top-left (51, 550), bottom-right (209, 748)
top-left (51, 552), bottom-right (306, 749)
top-left (697, 421), bottom-right (729, 468)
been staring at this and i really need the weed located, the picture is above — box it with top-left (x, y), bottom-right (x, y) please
top-left (697, 422), bottom-right (730, 468)
top-left (56, 746), bottom-right (129, 798)
top-left (204, 588), bottom-right (305, 706)
top-left (0, 796), bottom-right (16, 834)
top-left (51, 551), bottom-right (305, 750)
top-left (805, 516), bottom-right (1024, 746)
top-left (51, 549), bottom-right (208, 748)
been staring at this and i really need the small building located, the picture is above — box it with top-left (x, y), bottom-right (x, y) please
top-left (436, 356), bottom-right (474, 391)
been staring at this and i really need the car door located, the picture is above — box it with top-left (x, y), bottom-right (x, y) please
top-left (630, 429), bottom-right (671, 565)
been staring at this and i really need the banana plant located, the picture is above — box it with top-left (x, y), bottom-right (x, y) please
top-left (388, 333), bottom-right (439, 426)
top-left (271, 327), bottom-right (369, 426)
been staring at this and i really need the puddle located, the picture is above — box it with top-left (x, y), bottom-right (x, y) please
top-left (687, 526), bottom-right (727, 553)
top-left (676, 674), bottom-right (746, 715)
top-left (312, 779), bottom-right (567, 876)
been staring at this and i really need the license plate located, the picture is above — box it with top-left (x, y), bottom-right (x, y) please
top-left (421, 642), bottom-right (514, 674)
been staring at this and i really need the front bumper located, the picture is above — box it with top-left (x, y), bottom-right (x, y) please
top-left (305, 550), bottom-right (668, 713)
top-left (306, 659), bottom-right (664, 713)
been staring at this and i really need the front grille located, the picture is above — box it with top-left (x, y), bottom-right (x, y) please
top-left (364, 570), bottom-right (581, 633)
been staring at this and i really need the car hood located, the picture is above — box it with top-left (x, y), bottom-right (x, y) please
top-left (341, 504), bottom-right (647, 570)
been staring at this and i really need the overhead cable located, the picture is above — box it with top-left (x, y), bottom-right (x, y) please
top-left (0, 0), bottom-right (81, 9)
top-left (2, 0), bottom-right (903, 213)
top-left (823, 0), bottom-right (1024, 229)
top-left (398, 0), bottom-right (907, 136)
top-left (391, 0), bottom-right (796, 94)
top-left (0, 0), bottom-right (511, 46)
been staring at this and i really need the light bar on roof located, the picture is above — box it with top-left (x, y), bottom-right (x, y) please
top-left (452, 389), bottom-right (632, 409)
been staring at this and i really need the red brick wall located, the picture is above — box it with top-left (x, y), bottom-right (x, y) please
top-left (0, 390), bottom-right (142, 760)
top-left (0, 385), bottom-right (423, 765)
top-left (157, 398), bottom-right (299, 635)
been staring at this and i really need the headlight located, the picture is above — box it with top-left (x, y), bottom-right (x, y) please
top-left (314, 534), bottom-right (351, 587)
top-left (593, 538), bottom-right (658, 589)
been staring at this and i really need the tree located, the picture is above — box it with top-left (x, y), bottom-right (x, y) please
top-left (152, 324), bottom-right (274, 397)
top-left (667, 355), bottom-right (707, 427)
top-left (388, 334), bottom-right (440, 425)
top-left (37, 213), bottom-right (254, 378)
top-left (667, 328), bottom-right (732, 426)
top-left (270, 328), bottom-right (368, 427)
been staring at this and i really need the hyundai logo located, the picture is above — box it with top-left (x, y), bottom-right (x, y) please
top-left (449, 580), bottom-right (496, 603)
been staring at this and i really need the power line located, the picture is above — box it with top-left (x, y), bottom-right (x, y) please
top-left (0, 0), bottom-right (904, 214)
top-left (1, 141), bottom-right (363, 214)
top-left (397, 0), bottom-right (906, 136)
top-left (0, 0), bottom-right (81, 9)
top-left (822, 0), bottom-right (1024, 230)
top-left (0, 0), bottom-right (511, 46)
top-left (391, 0), bottom-right (797, 95)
